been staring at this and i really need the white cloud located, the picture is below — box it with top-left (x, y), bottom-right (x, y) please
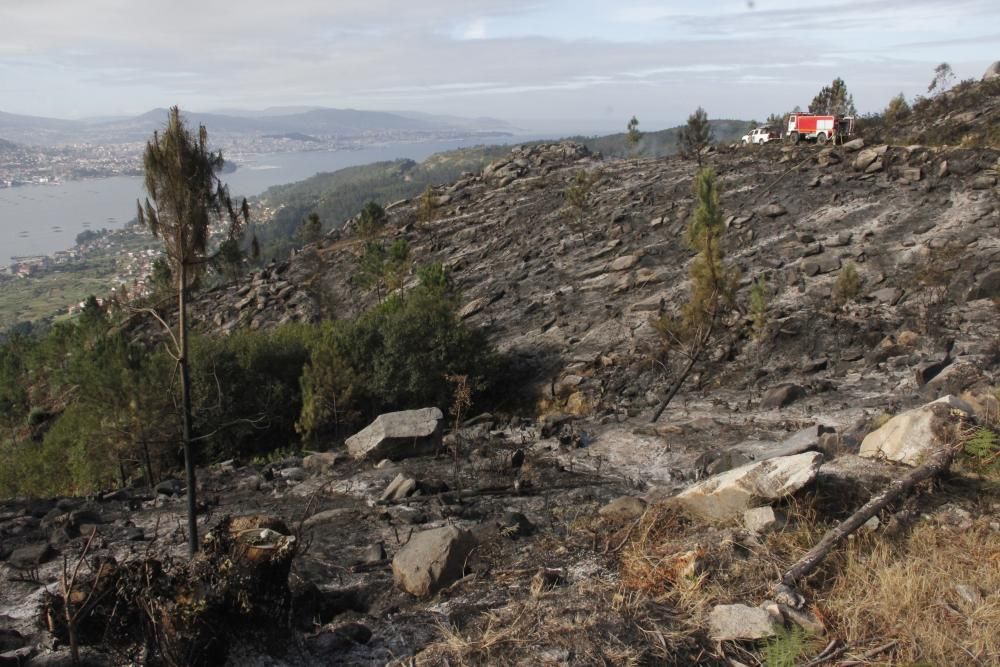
top-left (0, 0), bottom-right (997, 124)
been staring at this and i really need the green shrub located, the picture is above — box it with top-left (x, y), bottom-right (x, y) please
top-left (298, 267), bottom-right (504, 442)
top-left (189, 323), bottom-right (314, 461)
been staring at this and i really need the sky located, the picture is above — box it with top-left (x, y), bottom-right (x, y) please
top-left (1, 0), bottom-right (999, 133)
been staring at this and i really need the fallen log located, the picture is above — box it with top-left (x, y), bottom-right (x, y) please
top-left (780, 443), bottom-right (956, 592)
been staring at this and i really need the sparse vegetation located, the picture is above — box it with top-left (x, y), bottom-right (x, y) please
top-left (928, 62), bottom-right (956, 96)
top-left (749, 275), bottom-right (770, 340)
top-left (832, 262), bottom-right (861, 308)
top-left (678, 107), bottom-right (713, 165)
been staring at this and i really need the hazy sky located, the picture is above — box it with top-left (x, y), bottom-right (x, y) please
top-left (2, 0), bottom-right (998, 132)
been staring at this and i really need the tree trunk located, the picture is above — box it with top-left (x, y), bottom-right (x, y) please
top-left (178, 260), bottom-right (198, 555)
top-left (780, 444), bottom-right (955, 588)
top-left (650, 350), bottom-right (700, 423)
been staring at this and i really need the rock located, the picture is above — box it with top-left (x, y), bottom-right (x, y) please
top-left (901, 167), bottom-right (923, 182)
top-left (497, 511), bottom-right (536, 537)
top-left (387, 505), bottom-right (426, 525)
top-left (0, 629), bottom-right (26, 653)
top-left (155, 478), bottom-right (184, 496)
top-left (865, 159), bottom-right (884, 174)
top-left (859, 395), bottom-right (973, 466)
top-left (744, 506), bottom-right (784, 533)
top-left (554, 374), bottom-right (584, 398)
top-left (972, 175), bottom-right (997, 190)
top-left (842, 138), bottom-right (865, 152)
top-left (302, 508), bottom-right (357, 529)
top-left (854, 145), bottom-right (888, 171)
top-left (800, 254), bottom-right (840, 276)
top-left (346, 407), bottom-right (444, 461)
top-left (598, 496), bottom-right (647, 521)
top-left (709, 604), bottom-right (779, 641)
top-left (696, 449), bottom-right (753, 476)
top-left (302, 451), bottom-right (338, 474)
top-left (761, 203), bottom-right (787, 218)
top-left (760, 383), bottom-right (805, 410)
top-left (392, 525), bottom-right (476, 596)
top-left (675, 452), bottom-right (823, 521)
top-left (869, 287), bottom-right (903, 305)
top-left (969, 270), bottom-right (1000, 300)
top-left (8, 543), bottom-right (55, 568)
top-left (609, 255), bottom-right (640, 271)
top-left (915, 355), bottom-right (953, 387)
top-left (360, 542), bottom-right (387, 564)
top-left (381, 473), bottom-right (418, 501)
top-left (458, 297), bottom-right (489, 319)
top-left (984, 61), bottom-right (1000, 81)
top-left (279, 467), bottom-right (307, 482)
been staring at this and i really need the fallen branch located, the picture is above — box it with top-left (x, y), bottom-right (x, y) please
top-left (780, 443), bottom-right (956, 591)
top-left (375, 479), bottom-right (614, 506)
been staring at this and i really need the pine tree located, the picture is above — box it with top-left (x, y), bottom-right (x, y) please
top-left (298, 212), bottom-right (323, 244)
top-left (884, 93), bottom-right (911, 126)
top-left (626, 116), bottom-right (642, 151)
top-left (651, 167), bottom-right (738, 422)
top-left (136, 106), bottom-right (248, 555)
top-left (810, 77), bottom-right (857, 116)
top-left (678, 107), bottom-right (713, 166)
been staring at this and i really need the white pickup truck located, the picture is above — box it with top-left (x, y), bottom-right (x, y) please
top-left (740, 127), bottom-right (780, 145)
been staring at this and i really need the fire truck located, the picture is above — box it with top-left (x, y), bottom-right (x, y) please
top-left (785, 113), bottom-right (855, 145)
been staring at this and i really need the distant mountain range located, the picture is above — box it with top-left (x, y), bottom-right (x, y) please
top-left (0, 107), bottom-right (514, 146)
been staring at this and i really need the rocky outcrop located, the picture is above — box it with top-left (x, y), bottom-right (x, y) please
top-left (345, 408), bottom-right (444, 461)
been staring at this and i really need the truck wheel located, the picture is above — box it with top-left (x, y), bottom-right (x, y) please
top-left (790, 132), bottom-right (800, 145)
top-left (817, 132), bottom-right (828, 145)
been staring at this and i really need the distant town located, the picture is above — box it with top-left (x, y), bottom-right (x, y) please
top-left (0, 128), bottom-right (506, 187)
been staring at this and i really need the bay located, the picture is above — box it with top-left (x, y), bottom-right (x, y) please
top-left (0, 136), bottom-right (526, 266)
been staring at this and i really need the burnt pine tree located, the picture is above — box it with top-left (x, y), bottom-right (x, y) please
top-left (678, 107), bottom-right (712, 166)
top-left (136, 106), bottom-right (248, 555)
top-left (651, 167), bottom-right (738, 422)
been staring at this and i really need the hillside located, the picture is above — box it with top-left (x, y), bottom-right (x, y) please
top-left (2, 78), bottom-right (999, 666)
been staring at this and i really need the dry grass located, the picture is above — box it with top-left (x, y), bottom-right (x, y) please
top-left (416, 577), bottom-right (704, 666)
top-left (822, 520), bottom-right (1000, 665)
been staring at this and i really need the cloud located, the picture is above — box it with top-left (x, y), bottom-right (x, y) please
top-left (0, 0), bottom-right (997, 124)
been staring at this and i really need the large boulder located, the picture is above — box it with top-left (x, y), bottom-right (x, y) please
top-left (392, 525), bottom-right (476, 596)
top-left (983, 61), bottom-right (1000, 81)
top-left (346, 408), bottom-right (444, 461)
top-left (859, 395), bottom-right (973, 466)
top-left (674, 452), bottom-right (823, 521)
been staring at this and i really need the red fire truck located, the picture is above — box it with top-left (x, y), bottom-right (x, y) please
top-left (785, 113), bottom-right (855, 145)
